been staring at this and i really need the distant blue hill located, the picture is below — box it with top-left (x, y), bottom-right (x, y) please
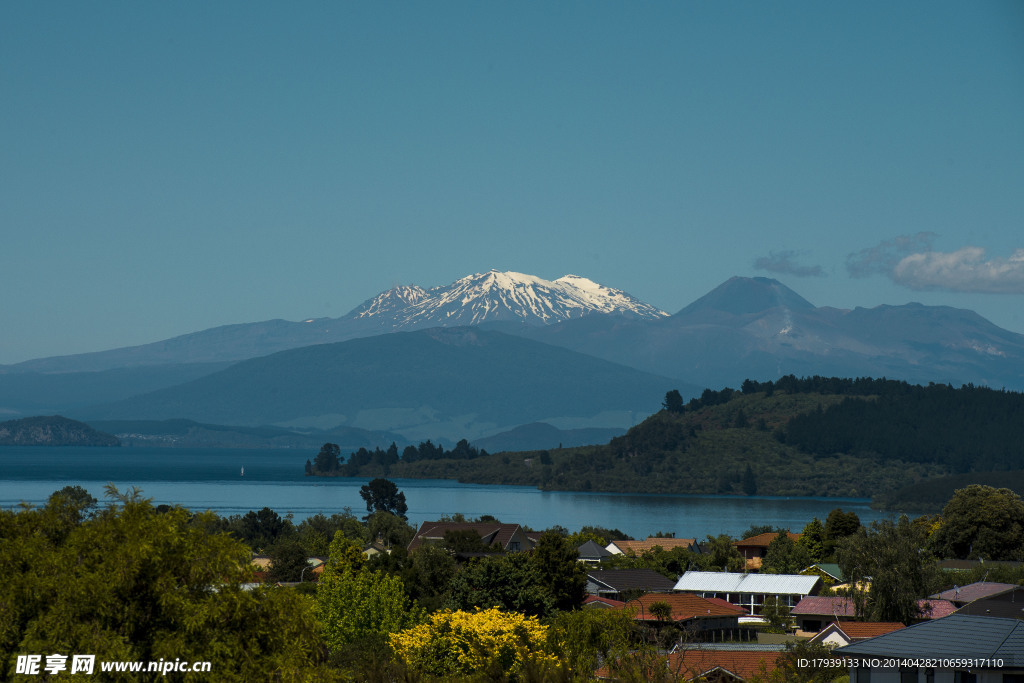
top-left (78, 328), bottom-right (686, 442)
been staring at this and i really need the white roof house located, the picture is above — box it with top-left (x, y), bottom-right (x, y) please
top-left (673, 571), bottom-right (821, 615)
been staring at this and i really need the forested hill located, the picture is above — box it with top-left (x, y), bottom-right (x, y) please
top-left (0, 415), bottom-right (120, 446)
top-left (335, 376), bottom-right (1024, 509)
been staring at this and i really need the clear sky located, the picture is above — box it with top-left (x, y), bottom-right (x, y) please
top-left (2, 2), bottom-right (1022, 365)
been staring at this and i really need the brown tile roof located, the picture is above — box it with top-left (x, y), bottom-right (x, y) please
top-left (624, 592), bottom-right (745, 622)
top-left (670, 649), bottom-right (784, 681)
top-left (793, 596), bottom-right (856, 617)
top-left (705, 597), bottom-right (748, 613)
top-left (734, 532), bottom-right (800, 548)
top-left (610, 537), bottom-right (697, 554)
top-left (834, 621), bottom-right (906, 639)
top-left (407, 521), bottom-right (528, 552)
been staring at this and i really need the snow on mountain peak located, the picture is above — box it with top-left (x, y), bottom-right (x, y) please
top-left (347, 270), bottom-right (667, 329)
top-left (349, 284), bottom-right (430, 318)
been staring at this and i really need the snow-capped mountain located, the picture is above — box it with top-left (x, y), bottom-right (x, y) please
top-left (349, 270), bottom-right (668, 329)
top-left (346, 285), bottom-right (430, 318)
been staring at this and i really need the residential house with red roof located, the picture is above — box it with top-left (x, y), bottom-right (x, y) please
top-left (669, 647), bottom-right (784, 682)
top-left (597, 646), bottom-right (784, 682)
top-left (622, 592), bottom-right (747, 643)
top-left (793, 595), bottom-right (957, 635)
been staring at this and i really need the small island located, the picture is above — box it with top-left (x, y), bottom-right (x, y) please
top-left (0, 415), bottom-right (120, 447)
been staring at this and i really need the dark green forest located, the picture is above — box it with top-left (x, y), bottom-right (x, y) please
top-left (325, 376), bottom-right (1024, 510)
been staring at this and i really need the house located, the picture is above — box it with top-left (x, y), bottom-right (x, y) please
top-left (251, 555), bottom-right (273, 571)
top-left (623, 592), bottom-right (745, 638)
top-left (733, 532), bottom-right (799, 571)
top-left (792, 596), bottom-right (858, 635)
top-left (583, 594), bottom-right (626, 610)
top-left (954, 586), bottom-right (1024, 620)
top-left (673, 571), bottom-right (820, 616)
top-left (937, 559), bottom-right (1022, 572)
top-left (586, 569), bottom-right (677, 601)
top-left (597, 645), bottom-right (784, 682)
top-left (577, 539), bottom-right (613, 565)
top-left (792, 595), bottom-right (957, 634)
top-left (804, 562), bottom-right (845, 585)
top-left (809, 621), bottom-right (905, 647)
top-left (836, 614), bottom-right (1024, 682)
top-left (929, 581), bottom-right (1019, 607)
top-left (668, 646), bottom-right (784, 682)
top-left (407, 521), bottom-right (537, 553)
top-left (606, 537), bottom-right (698, 555)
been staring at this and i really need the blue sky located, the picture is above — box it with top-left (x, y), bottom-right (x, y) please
top-left (2, 2), bottom-right (1022, 365)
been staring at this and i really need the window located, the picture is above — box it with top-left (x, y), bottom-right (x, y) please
top-left (954, 673), bottom-right (977, 683)
top-left (900, 669), bottom-right (918, 683)
top-left (855, 666), bottom-right (871, 683)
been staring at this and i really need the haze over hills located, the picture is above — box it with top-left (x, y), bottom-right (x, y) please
top-left (3, 271), bottom-right (665, 374)
top-left (519, 276), bottom-right (1024, 390)
top-left (3, 272), bottom-right (1024, 439)
top-left (79, 327), bottom-right (684, 442)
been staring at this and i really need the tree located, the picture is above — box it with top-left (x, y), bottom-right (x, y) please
top-left (662, 389), bottom-right (684, 413)
top-left (760, 596), bottom-right (792, 632)
top-left (545, 608), bottom-right (635, 681)
top-left (316, 532), bottom-right (420, 657)
top-left (312, 442), bottom-right (341, 473)
top-left (267, 538), bottom-right (310, 582)
top-left (367, 510), bottom-right (415, 549)
top-left (237, 506), bottom-right (289, 552)
top-left (836, 516), bottom-right (939, 624)
top-left (359, 478), bottom-right (408, 520)
top-left (742, 465), bottom-right (758, 495)
top-left (403, 544), bottom-right (458, 612)
top-left (762, 532), bottom-right (811, 575)
top-left (798, 517), bottom-right (826, 564)
top-left (0, 486), bottom-right (328, 681)
top-left (648, 601), bottom-right (672, 623)
top-left (390, 607), bottom-right (561, 680)
top-left (296, 509), bottom-right (365, 556)
top-left (446, 553), bottom-right (556, 618)
top-left (929, 485), bottom-right (1024, 561)
top-left (697, 534), bottom-right (745, 572)
top-left (531, 531), bottom-right (587, 612)
top-left (823, 508), bottom-right (861, 557)
top-left (443, 529), bottom-right (499, 554)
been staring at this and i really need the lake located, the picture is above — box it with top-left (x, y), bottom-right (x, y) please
top-left (0, 446), bottom-right (892, 539)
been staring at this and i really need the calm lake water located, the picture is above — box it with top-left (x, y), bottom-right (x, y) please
top-left (0, 446), bottom-right (891, 539)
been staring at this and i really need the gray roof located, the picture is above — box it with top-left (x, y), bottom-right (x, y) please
top-left (673, 571), bottom-right (820, 596)
top-left (837, 614), bottom-right (1024, 665)
top-left (587, 569), bottom-right (676, 593)
top-left (929, 581), bottom-right (1018, 604)
top-left (577, 539), bottom-right (612, 560)
top-left (955, 587), bottom-right (1024, 620)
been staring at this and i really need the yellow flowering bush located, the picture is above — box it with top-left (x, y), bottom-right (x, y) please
top-left (389, 607), bottom-right (562, 679)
